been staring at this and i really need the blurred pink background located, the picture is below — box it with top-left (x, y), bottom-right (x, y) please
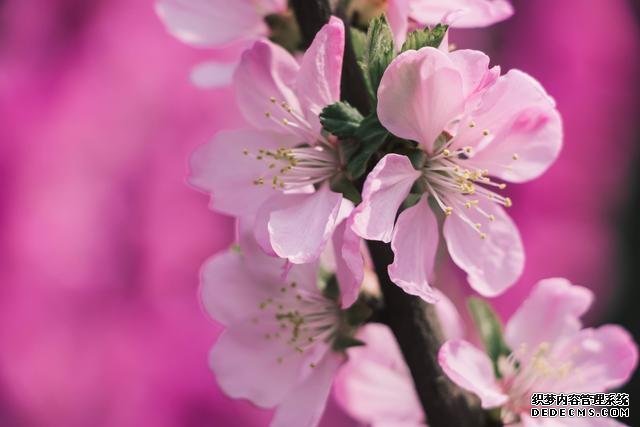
top-left (0, 0), bottom-right (638, 426)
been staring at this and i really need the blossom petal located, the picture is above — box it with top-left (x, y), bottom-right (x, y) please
top-left (438, 340), bottom-right (508, 409)
top-left (448, 49), bottom-right (498, 99)
top-left (333, 215), bottom-right (364, 308)
top-left (551, 325), bottom-right (638, 393)
top-left (188, 129), bottom-right (281, 216)
top-left (257, 185), bottom-right (343, 264)
top-left (377, 48), bottom-right (465, 153)
top-left (271, 352), bottom-right (344, 427)
top-left (409, 0), bottom-right (514, 28)
top-left (334, 324), bottom-right (423, 426)
top-left (234, 39), bottom-right (303, 134)
top-left (200, 249), bottom-right (277, 326)
top-left (505, 278), bottom-right (593, 353)
top-left (296, 16), bottom-right (344, 134)
top-left (388, 197), bottom-right (439, 303)
top-left (210, 313), bottom-right (307, 408)
top-left (352, 154), bottom-right (421, 243)
top-left (443, 201), bottom-right (524, 296)
top-left (386, 0), bottom-right (410, 48)
top-left (190, 61), bottom-right (236, 88)
top-left (433, 290), bottom-right (466, 340)
top-left (155, 0), bottom-right (268, 47)
top-left (458, 70), bottom-right (563, 183)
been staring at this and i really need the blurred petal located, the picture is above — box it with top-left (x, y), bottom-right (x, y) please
top-left (271, 353), bottom-right (344, 427)
top-left (334, 324), bottom-right (423, 426)
top-left (505, 278), bottom-right (593, 352)
top-left (190, 61), bottom-right (236, 88)
top-left (409, 0), bottom-right (514, 28)
top-left (388, 197), bottom-right (439, 303)
top-left (378, 47), bottom-right (465, 152)
top-left (352, 154), bottom-right (421, 243)
top-left (386, 0), bottom-right (410, 48)
top-left (333, 215), bottom-right (364, 308)
top-left (438, 340), bottom-right (508, 408)
top-left (433, 290), bottom-right (466, 340)
top-left (155, 0), bottom-right (267, 47)
top-left (444, 201), bottom-right (524, 296)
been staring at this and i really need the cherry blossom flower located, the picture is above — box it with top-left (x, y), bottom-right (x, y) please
top-left (189, 17), bottom-right (352, 265)
top-left (352, 46), bottom-right (562, 301)
top-left (202, 230), bottom-right (365, 427)
top-left (350, 0), bottom-right (513, 47)
top-left (155, 0), bottom-right (288, 87)
top-left (439, 278), bottom-right (638, 426)
top-left (334, 292), bottom-right (464, 426)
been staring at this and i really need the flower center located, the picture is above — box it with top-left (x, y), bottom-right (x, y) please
top-left (497, 342), bottom-right (575, 423)
top-left (255, 281), bottom-right (340, 368)
top-left (244, 144), bottom-right (339, 191)
top-left (420, 133), bottom-right (517, 239)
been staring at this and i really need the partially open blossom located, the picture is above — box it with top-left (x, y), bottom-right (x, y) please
top-left (353, 46), bottom-right (562, 301)
top-left (202, 230), bottom-right (366, 427)
top-left (155, 0), bottom-right (289, 87)
top-left (439, 278), bottom-right (638, 426)
top-left (350, 0), bottom-right (513, 47)
top-left (334, 293), bottom-right (464, 426)
top-left (189, 17), bottom-right (351, 265)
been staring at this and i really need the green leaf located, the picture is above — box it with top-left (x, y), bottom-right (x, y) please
top-left (364, 15), bottom-right (395, 97)
top-left (401, 24), bottom-right (449, 52)
top-left (320, 101), bottom-right (364, 138)
top-left (349, 27), bottom-right (367, 63)
top-left (346, 114), bottom-right (389, 179)
top-left (321, 274), bottom-right (340, 302)
top-left (467, 297), bottom-right (511, 378)
top-left (332, 335), bottom-right (365, 351)
top-left (343, 299), bottom-right (372, 327)
top-left (329, 174), bottom-right (362, 205)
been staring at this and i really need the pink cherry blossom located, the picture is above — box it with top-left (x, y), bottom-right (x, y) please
top-left (353, 46), bottom-right (562, 301)
top-left (334, 292), bottom-right (465, 426)
top-left (201, 230), bottom-right (364, 427)
top-left (439, 278), bottom-right (638, 426)
top-left (189, 17), bottom-right (351, 265)
top-left (156, 0), bottom-right (288, 87)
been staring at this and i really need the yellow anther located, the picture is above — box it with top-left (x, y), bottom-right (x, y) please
top-left (469, 121), bottom-right (476, 128)
top-left (290, 282), bottom-right (297, 288)
top-left (465, 201), bottom-right (472, 209)
top-left (475, 223), bottom-right (482, 229)
top-left (243, 149), bottom-right (249, 155)
top-left (264, 111), bottom-right (271, 118)
top-left (464, 146), bottom-right (473, 154)
top-left (512, 153), bottom-right (519, 160)
top-left (504, 197), bottom-right (513, 208)
top-left (444, 207), bottom-right (453, 216)
top-left (488, 214), bottom-right (495, 222)
top-left (443, 149), bottom-right (451, 157)
top-left (480, 233), bottom-right (487, 240)
top-left (309, 363), bottom-right (317, 368)
top-left (482, 129), bottom-right (490, 136)
top-left (282, 118), bottom-right (289, 125)
top-left (253, 178), bottom-right (264, 185)
top-left (280, 287), bottom-right (287, 293)
top-left (498, 183), bottom-right (507, 190)
top-left (269, 97), bottom-right (277, 103)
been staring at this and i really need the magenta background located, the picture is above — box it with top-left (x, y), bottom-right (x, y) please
top-left (0, 0), bottom-right (638, 426)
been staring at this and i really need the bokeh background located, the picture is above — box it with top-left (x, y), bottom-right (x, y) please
top-left (0, 0), bottom-right (638, 426)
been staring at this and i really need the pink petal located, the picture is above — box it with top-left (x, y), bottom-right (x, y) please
top-left (386, 0), bottom-right (411, 48)
top-left (457, 70), bottom-right (563, 183)
top-left (234, 39), bottom-right (303, 134)
top-left (188, 129), bottom-right (281, 216)
top-left (448, 49), bottom-right (498, 99)
top-left (190, 60), bottom-right (236, 88)
top-left (271, 352), bottom-right (344, 427)
top-left (210, 314), bottom-right (308, 408)
top-left (443, 201), bottom-right (524, 296)
top-left (551, 325), bottom-right (638, 393)
top-left (334, 324), bottom-right (423, 426)
top-left (296, 16), bottom-right (344, 134)
top-left (258, 185), bottom-right (343, 264)
top-left (333, 215), bottom-right (364, 308)
top-left (433, 290), bottom-right (466, 340)
top-left (377, 48), bottom-right (465, 153)
top-left (438, 340), bottom-right (508, 409)
top-left (155, 0), bottom-right (268, 47)
top-left (352, 154), bottom-right (421, 243)
top-left (200, 249), bottom-right (276, 326)
top-left (409, 0), bottom-right (514, 28)
top-left (388, 197), bottom-right (439, 303)
top-left (505, 278), bottom-right (593, 352)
